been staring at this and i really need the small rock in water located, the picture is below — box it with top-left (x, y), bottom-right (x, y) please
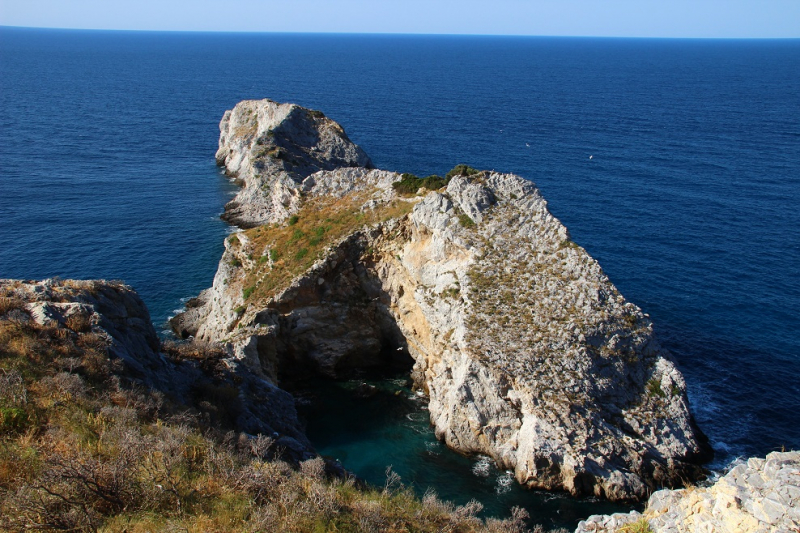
top-left (353, 382), bottom-right (377, 398)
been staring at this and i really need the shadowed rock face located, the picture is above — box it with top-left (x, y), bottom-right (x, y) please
top-left (174, 100), bottom-right (712, 502)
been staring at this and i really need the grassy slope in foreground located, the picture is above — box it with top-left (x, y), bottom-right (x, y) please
top-left (0, 286), bottom-right (537, 533)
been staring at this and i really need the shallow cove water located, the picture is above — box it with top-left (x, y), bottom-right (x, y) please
top-left (294, 375), bottom-right (636, 530)
top-left (2, 27), bottom-right (799, 528)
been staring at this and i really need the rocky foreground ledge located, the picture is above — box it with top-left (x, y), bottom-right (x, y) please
top-left (0, 278), bottom-right (314, 460)
top-left (173, 99), bottom-right (713, 502)
top-left (576, 451), bottom-right (800, 532)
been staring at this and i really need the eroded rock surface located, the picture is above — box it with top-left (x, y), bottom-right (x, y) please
top-left (174, 100), bottom-right (713, 501)
top-left (215, 99), bottom-right (372, 228)
top-left (576, 451), bottom-right (800, 532)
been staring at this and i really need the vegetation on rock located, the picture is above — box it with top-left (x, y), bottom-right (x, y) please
top-left (392, 165), bottom-right (481, 196)
top-left (237, 192), bottom-right (413, 305)
top-left (0, 286), bottom-right (535, 533)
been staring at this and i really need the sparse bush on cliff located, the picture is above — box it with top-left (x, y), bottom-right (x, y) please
top-left (459, 213), bottom-right (477, 228)
top-left (392, 172), bottom-right (449, 195)
top-left (446, 164), bottom-right (482, 179)
top-left (647, 378), bottom-right (666, 398)
top-left (620, 517), bottom-right (655, 533)
top-left (0, 297), bottom-right (24, 316)
top-left (242, 285), bottom-right (255, 300)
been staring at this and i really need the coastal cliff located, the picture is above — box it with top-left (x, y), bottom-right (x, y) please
top-left (173, 99), bottom-right (712, 502)
top-left (215, 99), bottom-right (372, 228)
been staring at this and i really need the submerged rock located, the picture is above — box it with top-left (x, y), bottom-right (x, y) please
top-left (174, 99), bottom-right (713, 501)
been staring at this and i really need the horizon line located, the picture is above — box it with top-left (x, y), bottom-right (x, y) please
top-left (2, 24), bottom-right (799, 41)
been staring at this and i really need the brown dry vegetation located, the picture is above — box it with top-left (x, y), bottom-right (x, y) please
top-left (0, 309), bottom-right (536, 532)
top-left (239, 193), bottom-right (413, 305)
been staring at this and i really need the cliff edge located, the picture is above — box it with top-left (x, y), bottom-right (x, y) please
top-left (1, 278), bottom-right (314, 460)
top-left (576, 451), bottom-right (800, 532)
top-left (173, 99), bottom-right (712, 501)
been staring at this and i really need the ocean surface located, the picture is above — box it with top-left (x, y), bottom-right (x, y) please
top-left (1, 27), bottom-right (798, 528)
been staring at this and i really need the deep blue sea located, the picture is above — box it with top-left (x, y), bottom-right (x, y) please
top-left (2, 27), bottom-right (799, 529)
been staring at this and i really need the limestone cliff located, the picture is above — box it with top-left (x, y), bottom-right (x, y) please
top-left (215, 99), bottom-right (372, 228)
top-left (173, 99), bottom-right (712, 501)
top-left (576, 451), bottom-right (800, 532)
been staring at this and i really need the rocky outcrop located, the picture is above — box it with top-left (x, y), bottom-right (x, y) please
top-left (0, 279), bottom-right (314, 461)
top-left (173, 100), bottom-right (712, 501)
top-left (215, 99), bottom-right (372, 228)
top-left (576, 451), bottom-right (800, 532)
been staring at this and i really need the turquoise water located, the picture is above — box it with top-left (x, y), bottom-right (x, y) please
top-left (295, 376), bottom-right (635, 530)
top-left (2, 27), bottom-right (799, 527)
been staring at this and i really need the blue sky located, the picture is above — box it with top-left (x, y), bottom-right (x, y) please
top-left (1, 0), bottom-right (798, 38)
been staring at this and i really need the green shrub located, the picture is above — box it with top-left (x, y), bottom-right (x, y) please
top-left (294, 248), bottom-right (309, 260)
top-left (308, 226), bottom-right (329, 246)
top-left (445, 164), bottom-right (481, 179)
top-left (269, 249), bottom-right (279, 262)
top-left (0, 406), bottom-right (29, 431)
top-left (458, 214), bottom-right (476, 229)
top-left (288, 229), bottom-right (306, 244)
top-left (288, 215), bottom-right (300, 226)
top-left (647, 378), bottom-right (665, 398)
top-left (392, 173), bottom-right (449, 195)
top-left (242, 286), bottom-right (255, 300)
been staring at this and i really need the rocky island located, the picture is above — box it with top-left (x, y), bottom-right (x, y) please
top-left (172, 98), bottom-right (712, 502)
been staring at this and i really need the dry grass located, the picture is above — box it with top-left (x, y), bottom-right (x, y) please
top-left (0, 297), bottom-right (25, 316)
top-left (0, 310), bottom-right (540, 533)
top-left (619, 517), bottom-right (654, 533)
top-left (239, 192), bottom-right (413, 304)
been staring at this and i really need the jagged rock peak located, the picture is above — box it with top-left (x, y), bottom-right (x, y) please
top-left (173, 100), bottom-right (713, 502)
top-left (216, 99), bottom-right (372, 228)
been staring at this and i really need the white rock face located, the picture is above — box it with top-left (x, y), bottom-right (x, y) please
top-left (215, 99), bottom-right (371, 228)
top-left (174, 100), bottom-right (712, 501)
top-left (576, 451), bottom-right (800, 532)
